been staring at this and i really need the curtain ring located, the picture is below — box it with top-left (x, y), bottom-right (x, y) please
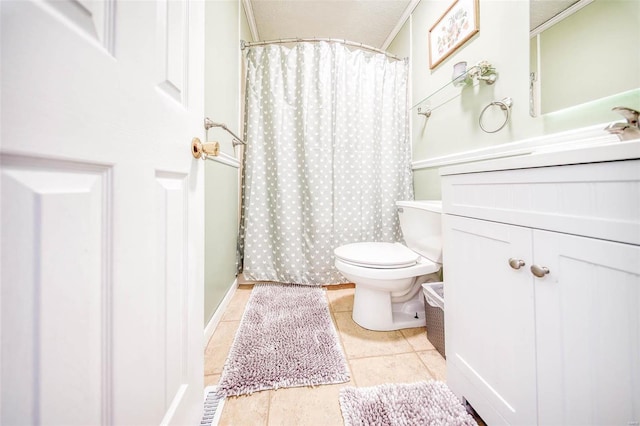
top-left (479, 97), bottom-right (513, 133)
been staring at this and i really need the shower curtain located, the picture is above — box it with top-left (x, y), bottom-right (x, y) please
top-left (239, 42), bottom-right (412, 285)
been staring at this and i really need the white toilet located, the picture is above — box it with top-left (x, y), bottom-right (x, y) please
top-left (334, 200), bottom-right (442, 331)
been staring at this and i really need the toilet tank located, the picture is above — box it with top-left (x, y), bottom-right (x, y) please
top-left (396, 200), bottom-right (442, 263)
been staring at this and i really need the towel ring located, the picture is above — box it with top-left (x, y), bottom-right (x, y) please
top-left (479, 97), bottom-right (513, 133)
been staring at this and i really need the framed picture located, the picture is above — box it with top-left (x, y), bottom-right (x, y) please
top-left (428, 0), bottom-right (479, 69)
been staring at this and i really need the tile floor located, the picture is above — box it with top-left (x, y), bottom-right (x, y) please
top-left (204, 284), bottom-right (447, 425)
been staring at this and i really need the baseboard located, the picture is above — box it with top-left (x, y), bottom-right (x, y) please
top-left (204, 278), bottom-right (238, 347)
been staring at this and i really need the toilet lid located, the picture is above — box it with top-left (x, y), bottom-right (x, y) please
top-left (334, 242), bottom-right (420, 269)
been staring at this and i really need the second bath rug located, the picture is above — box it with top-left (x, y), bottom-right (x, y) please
top-left (216, 283), bottom-right (350, 397)
top-left (339, 381), bottom-right (477, 426)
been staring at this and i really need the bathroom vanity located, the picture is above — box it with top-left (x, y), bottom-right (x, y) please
top-left (440, 140), bottom-right (640, 425)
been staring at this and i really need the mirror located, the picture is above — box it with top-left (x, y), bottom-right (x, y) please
top-left (529, 0), bottom-right (640, 115)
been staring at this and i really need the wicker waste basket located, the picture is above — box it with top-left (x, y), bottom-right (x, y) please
top-left (422, 282), bottom-right (445, 359)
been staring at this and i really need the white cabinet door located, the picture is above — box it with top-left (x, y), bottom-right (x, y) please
top-left (1, 1), bottom-right (205, 424)
top-left (444, 215), bottom-right (537, 425)
top-left (533, 230), bottom-right (640, 425)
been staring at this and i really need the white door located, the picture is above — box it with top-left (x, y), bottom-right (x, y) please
top-left (443, 215), bottom-right (537, 425)
top-left (534, 230), bottom-right (640, 425)
top-left (1, 0), bottom-right (205, 424)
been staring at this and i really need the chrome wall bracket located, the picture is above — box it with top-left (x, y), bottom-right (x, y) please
top-left (204, 117), bottom-right (247, 146)
top-left (417, 107), bottom-right (432, 118)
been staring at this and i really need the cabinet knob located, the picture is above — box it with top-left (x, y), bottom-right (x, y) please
top-left (531, 264), bottom-right (550, 278)
top-left (508, 258), bottom-right (526, 270)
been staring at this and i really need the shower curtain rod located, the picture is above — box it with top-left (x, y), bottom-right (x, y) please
top-left (240, 38), bottom-right (403, 61)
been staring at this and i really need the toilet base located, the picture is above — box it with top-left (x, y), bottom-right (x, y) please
top-left (352, 285), bottom-right (426, 331)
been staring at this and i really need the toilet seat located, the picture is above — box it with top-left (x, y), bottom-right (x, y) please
top-left (334, 242), bottom-right (419, 269)
top-left (335, 256), bottom-right (440, 281)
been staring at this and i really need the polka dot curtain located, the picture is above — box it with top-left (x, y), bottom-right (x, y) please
top-left (238, 42), bottom-right (412, 285)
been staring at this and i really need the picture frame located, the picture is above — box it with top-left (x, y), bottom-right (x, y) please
top-left (428, 0), bottom-right (479, 69)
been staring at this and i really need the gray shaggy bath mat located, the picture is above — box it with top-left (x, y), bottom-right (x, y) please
top-left (216, 283), bottom-right (350, 397)
top-left (339, 381), bottom-right (477, 426)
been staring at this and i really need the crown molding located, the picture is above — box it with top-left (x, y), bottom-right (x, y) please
top-left (382, 0), bottom-right (419, 50)
top-left (530, 0), bottom-right (593, 38)
top-left (241, 0), bottom-right (259, 41)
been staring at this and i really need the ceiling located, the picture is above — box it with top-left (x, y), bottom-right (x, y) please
top-left (245, 0), bottom-right (581, 51)
top-left (246, 0), bottom-right (415, 49)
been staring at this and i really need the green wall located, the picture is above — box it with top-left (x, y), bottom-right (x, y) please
top-left (203, 0), bottom-right (252, 326)
top-left (204, 161), bottom-right (238, 325)
top-left (388, 0), bottom-right (640, 200)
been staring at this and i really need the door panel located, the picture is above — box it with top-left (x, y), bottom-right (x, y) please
top-left (1, 156), bottom-right (111, 425)
top-left (155, 172), bottom-right (189, 410)
top-left (444, 215), bottom-right (537, 425)
top-left (1, 0), bottom-right (204, 424)
top-left (534, 230), bottom-right (640, 425)
top-left (44, 0), bottom-right (115, 54)
top-left (156, 0), bottom-right (188, 103)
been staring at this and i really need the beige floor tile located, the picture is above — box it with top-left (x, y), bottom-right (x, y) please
top-left (204, 374), bottom-right (220, 387)
top-left (204, 280), bottom-right (452, 425)
top-left (325, 286), bottom-right (354, 313)
top-left (400, 327), bottom-right (436, 352)
top-left (236, 274), bottom-right (254, 285)
top-left (349, 352), bottom-right (434, 387)
top-left (333, 312), bottom-right (413, 359)
top-left (417, 350), bottom-right (447, 381)
top-left (268, 381), bottom-right (352, 426)
top-left (221, 286), bottom-right (253, 321)
top-left (219, 391), bottom-right (271, 426)
top-left (204, 320), bottom-right (240, 375)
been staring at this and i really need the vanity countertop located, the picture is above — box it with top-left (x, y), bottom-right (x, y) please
top-left (439, 138), bottom-right (640, 176)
